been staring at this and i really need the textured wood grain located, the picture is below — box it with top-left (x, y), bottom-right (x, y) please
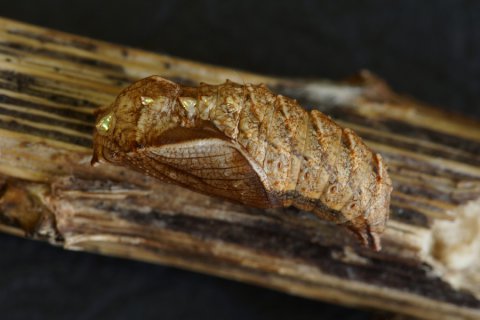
top-left (0, 17), bottom-right (479, 320)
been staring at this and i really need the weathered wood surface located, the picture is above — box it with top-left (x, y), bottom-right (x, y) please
top-left (0, 17), bottom-right (479, 320)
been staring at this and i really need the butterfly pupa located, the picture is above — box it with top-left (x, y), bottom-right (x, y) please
top-left (91, 76), bottom-right (392, 251)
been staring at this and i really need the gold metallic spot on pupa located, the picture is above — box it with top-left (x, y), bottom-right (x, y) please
top-left (201, 96), bottom-right (215, 105)
top-left (96, 113), bottom-right (115, 135)
top-left (141, 96), bottom-right (154, 106)
top-left (199, 96), bottom-right (215, 119)
top-left (179, 97), bottom-right (197, 118)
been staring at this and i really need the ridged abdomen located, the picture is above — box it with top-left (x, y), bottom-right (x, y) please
top-left (229, 83), bottom-right (391, 243)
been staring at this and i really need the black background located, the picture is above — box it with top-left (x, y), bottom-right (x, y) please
top-left (1, 1), bottom-right (479, 319)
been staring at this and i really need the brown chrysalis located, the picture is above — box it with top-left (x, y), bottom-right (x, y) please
top-left (91, 76), bottom-right (392, 251)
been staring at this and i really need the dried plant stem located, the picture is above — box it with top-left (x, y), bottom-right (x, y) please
top-left (0, 17), bottom-right (479, 320)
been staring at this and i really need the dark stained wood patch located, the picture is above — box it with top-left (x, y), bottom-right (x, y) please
top-left (90, 201), bottom-right (480, 309)
top-left (390, 206), bottom-right (429, 227)
top-left (0, 69), bottom-right (100, 108)
top-left (0, 104), bottom-right (93, 134)
top-left (0, 118), bottom-right (91, 147)
top-left (7, 28), bottom-right (98, 52)
top-left (0, 93), bottom-right (95, 123)
top-left (0, 41), bottom-right (120, 72)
